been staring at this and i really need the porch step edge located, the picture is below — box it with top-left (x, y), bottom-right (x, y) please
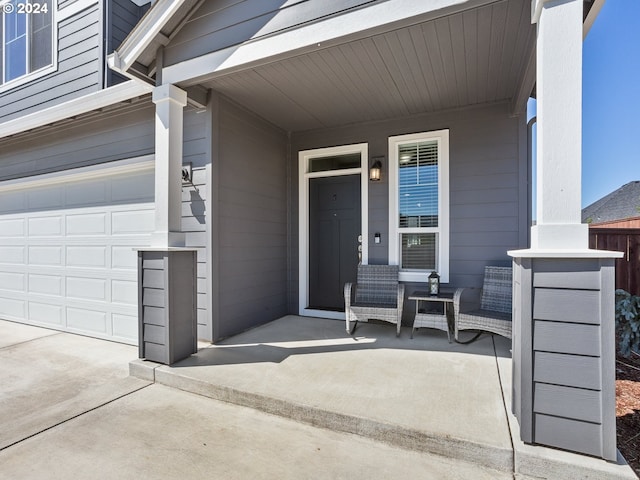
top-left (137, 364), bottom-right (513, 473)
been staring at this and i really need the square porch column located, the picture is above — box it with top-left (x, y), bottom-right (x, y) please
top-left (136, 84), bottom-right (197, 365)
top-left (508, 0), bottom-right (622, 462)
top-left (151, 84), bottom-right (187, 248)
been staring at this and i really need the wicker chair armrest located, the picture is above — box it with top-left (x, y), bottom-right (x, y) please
top-left (453, 287), bottom-right (481, 316)
top-left (397, 283), bottom-right (405, 311)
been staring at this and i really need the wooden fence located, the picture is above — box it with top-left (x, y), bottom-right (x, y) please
top-left (589, 228), bottom-right (640, 296)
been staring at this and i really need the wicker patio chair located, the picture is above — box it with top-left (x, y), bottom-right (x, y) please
top-left (453, 266), bottom-right (512, 340)
top-left (344, 265), bottom-right (405, 336)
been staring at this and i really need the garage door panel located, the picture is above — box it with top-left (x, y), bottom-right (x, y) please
top-left (66, 246), bottom-right (107, 268)
top-left (0, 218), bottom-right (25, 236)
top-left (0, 166), bottom-right (155, 344)
top-left (28, 273), bottom-right (63, 295)
top-left (29, 302), bottom-right (63, 325)
top-left (67, 277), bottom-right (107, 301)
top-left (112, 314), bottom-right (138, 340)
top-left (111, 210), bottom-right (154, 235)
top-left (112, 279), bottom-right (138, 305)
top-left (0, 298), bottom-right (25, 318)
top-left (29, 246), bottom-right (62, 265)
top-left (66, 213), bottom-right (107, 236)
top-left (111, 246), bottom-right (137, 270)
top-left (67, 307), bottom-right (108, 334)
top-left (0, 246), bottom-right (25, 264)
top-left (28, 216), bottom-right (63, 236)
top-left (0, 272), bottom-right (25, 291)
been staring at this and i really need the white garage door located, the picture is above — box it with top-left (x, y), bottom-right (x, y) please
top-left (0, 161), bottom-right (154, 345)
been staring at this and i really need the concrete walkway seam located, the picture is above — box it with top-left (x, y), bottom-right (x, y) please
top-left (0, 383), bottom-right (152, 453)
top-left (0, 332), bottom-right (63, 351)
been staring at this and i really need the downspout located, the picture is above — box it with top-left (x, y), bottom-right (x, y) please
top-left (103, 0), bottom-right (110, 88)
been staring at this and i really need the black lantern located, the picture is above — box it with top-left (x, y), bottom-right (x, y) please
top-left (428, 271), bottom-right (440, 296)
top-left (369, 159), bottom-right (382, 181)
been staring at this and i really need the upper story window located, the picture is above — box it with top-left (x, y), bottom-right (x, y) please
top-left (388, 130), bottom-right (450, 282)
top-left (0, 0), bottom-right (55, 90)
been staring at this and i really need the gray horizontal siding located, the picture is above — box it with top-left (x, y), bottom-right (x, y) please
top-left (0, 3), bottom-right (103, 122)
top-left (512, 257), bottom-right (617, 460)
top-left (215, 96), bottom-right (288, 339)
top-left (0, 100), bottom-right (154, 181)
top-left (181, 107), bottom-right (210, 339)
top-left (164, 0), bottom-right (382, 67)
top-left (106, 0), bottom-right (149, 86)
top-left (59, 0), bottom-right (80, 8)
top-left (290, 102), bottom-right (527, 316)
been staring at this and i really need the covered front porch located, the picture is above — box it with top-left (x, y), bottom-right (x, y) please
top-left (131, 315), bottom-right (632, 479)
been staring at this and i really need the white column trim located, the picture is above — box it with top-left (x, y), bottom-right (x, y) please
top-left (531, 0), bottom-right (586, 250)
top-left (152, 84), bottom-right (187, 248)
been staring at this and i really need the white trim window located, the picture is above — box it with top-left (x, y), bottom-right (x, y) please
top-left (0, 0), bottom-right (56, 91)
top-left (388, 130), bottom-right (450, 282)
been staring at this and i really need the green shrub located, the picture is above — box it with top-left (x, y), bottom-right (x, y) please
top-left (615, 289), bottom-right (640, 358)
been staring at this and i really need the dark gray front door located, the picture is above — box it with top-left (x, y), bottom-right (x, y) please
top-left (308, 175), bottom-right (361, 311)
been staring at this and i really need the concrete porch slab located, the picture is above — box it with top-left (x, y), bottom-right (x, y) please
top-left (132, 315), bottom-right (515, 472)
top-left (0, 383), bottom-right (513, 480)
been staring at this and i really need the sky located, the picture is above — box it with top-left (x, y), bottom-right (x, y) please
top-left (529, 0), bottom-right (640, 211)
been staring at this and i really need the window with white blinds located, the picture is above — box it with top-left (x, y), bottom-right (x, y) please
top-left (0, 0), bottom-right (55, 91)
top-left (389, 130), bottom-right (449, 282)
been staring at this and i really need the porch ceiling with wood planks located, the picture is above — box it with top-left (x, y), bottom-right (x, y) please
top-left (197, 0), bottom-right (535, 132)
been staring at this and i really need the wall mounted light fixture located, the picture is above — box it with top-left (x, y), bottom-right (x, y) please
top-left (181, 163), bottom-right (192, 184)
top-left (369, 157), bottom-right (383, 181)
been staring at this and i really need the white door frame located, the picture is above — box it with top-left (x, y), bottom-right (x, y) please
top-left (298, 143), bottom-right (369, 320)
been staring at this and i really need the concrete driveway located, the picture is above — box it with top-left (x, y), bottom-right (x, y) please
top-left (0, 320), bottom-right (511, 479)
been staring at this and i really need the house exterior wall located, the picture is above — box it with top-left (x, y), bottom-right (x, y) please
top-left (59, 0), bottom-right (80, 8)
top-left (0, 0), bottom-right (148, 124)
top-left (163, 0), bottom-right (383, 68)
top-left (0, 98), bottom-right (213, 341)
top-left (106, 0), bottom-right (150, 87)
top-left (0, 100), bottom-right (155, 180)
top-left (290, 102), bottom-right (529, 319)
top-left (0, 2), bottom-right (104, 122)
top-left (212, 94), bottom-right (288, 340)
top-left (182, 106), bottom-right (210, 339)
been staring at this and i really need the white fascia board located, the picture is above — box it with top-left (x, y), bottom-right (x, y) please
top-left (508, 248), bottom-right (623, 259)
top-left (116, 0), bottom-right (183, 70)
top-left (163, 0), bottom-right (492, 85)
top-left (583, 0), bottom-right (605, 38)
top-left (0, 81), bottom-right (153, 139)
top-left (0, 155), bottom-right (154, 192)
